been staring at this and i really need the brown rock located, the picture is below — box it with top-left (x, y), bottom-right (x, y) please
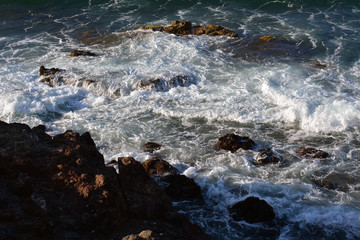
top-left (296, 147), bottom-right (329, 159)
top-left (70, 50), bottom-right (96, 57)
top-left (138, 20), bottom-right (238, 38)
top-left (142, 157), bottom-right (179, 176)
top-left (229, 196), bottom-right (275, 223)
top-left (144, 142), bottom-right (162, 153)
top-left (312, 178), bottom-right (335, 190)
top-left (254, 148), bottom-right (282, 165)
top-left (216, 133), bottom-right (256, 152)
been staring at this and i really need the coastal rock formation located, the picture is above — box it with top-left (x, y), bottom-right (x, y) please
top-left (138, 20), bottom-right (238, 38)
top-left (134, 75), bottom-right (194, 92)
top-left (254, 148), bottom-right (282, 165)
top-left (142, 157), bottom-right (179, 176)
top-left (162, 174), bottom-right (203, 201)
top-left (229, 197), bottom-right (275, 223)
top-left (0, 121), bottom-right (208, 240)
top-left (312, 178), bottom-right (335, 190)
top-left (217, 133), bottom-right (256, 152)
top-left (144, 141), bottom-right (162, 153)
top-left (296, 147), bottom-right (329, 159)
top-left (70, 50), bottom-right (96, 57)
top-left (39, 65), bottom-right (65, 87)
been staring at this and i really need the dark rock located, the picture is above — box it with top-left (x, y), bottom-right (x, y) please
top-left (0, 120), bottom-right (208, 240)
top-left (144, 142), bottom-right (162, 153)
top-left (162, 174), bottom-right (203, 200)
top-left (142, 157), bottom-right (179, 176)
top-left (39, 66), bottom-right (65, 87)
top-left (70, 50), bottom-right (96, 57)
top-left (229, 196), bottom-right (275, 223)
top-left (139, 20), bottom-right (238, 38)
top-left (312, 178), bottom-right (335, 190)
top-left (254, 148), bottom-right (282, 165)
top-left (134, 75), bottom-right (194, 92)
top-left (296, 147), bottom-right (329, 159)
top-left (39, 65), bottom-right (64, 76)
top-left (117, 157), bottom-right (173, 219)
top-left (216, 133), bottom-right (256, 152)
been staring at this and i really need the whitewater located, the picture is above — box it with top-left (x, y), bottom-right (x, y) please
top-left (1, 0), bottom-right (360, 239)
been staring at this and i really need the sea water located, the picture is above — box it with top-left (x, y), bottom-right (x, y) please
top-left (1, 0), bottom-right (360, 239)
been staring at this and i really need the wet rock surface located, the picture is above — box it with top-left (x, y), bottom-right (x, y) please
top-left (134, 75), bottom-right (194, 92)
top-left (70, 50), bottom-right (96, 57)
top-left (139, 20), bottom-right (238, 38)
top-left (254, 148), bottom-right (282, 165)
top-left (142, 157), bottom-right (179, 176)
top-left (0, 121), bottom-right (208, 240)
top-left (162, 174), bottom-right (203, 201)
top-left (296, 147), bottom-right (329, 159)
top-left (217, 133), bottom-right (256, 152)
top-left (144, 142), bottom-right (162, 153)
top-left (229, 196), bottom-right (275, 223)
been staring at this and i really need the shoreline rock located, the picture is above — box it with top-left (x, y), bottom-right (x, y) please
top-left (0, 121), bottom-right (208, 240)
top-left (138, 20), bottom-right (238, 38)
top-left (296, 147), bottom-right (329, 159)
top-left (216, 133), bottom-right (256, 152)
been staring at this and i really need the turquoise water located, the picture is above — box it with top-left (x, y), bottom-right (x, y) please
top-left (1, 1), bottom-right (360, 239)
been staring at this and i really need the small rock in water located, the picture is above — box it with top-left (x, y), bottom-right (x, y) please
top-left (142, 157), bottom-right (179, 176)
top-left (39, 65), bottom-right (64, 76)
top-left (39, 65), bottom-right (66, 87)
top-left (254, 148), bottom-right (282, 165)
top-left (312, 178), bottom-right (335, 190)
top-left (134, 75), bottom-right (194, 92)
top-left (216, 133), bottom-right (256, 152)
top-left (144, 141), bottom-right (162, 153)
top-left (229, 196), bottom-right (275, 223)
top-left (70, 50), bottom-right (96, 57)
top-left (296, 147), bottom-right (329, 159)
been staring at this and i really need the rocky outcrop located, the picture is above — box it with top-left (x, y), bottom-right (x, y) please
top-left (162, 174), bottom-right (203, 201)
top-left (144, 142), bottom-right (162, 153)
top-left (0, 121), bottom-right (208, 240)
top-left (70, 50), bottom-right (96, 57)
top-left (229, 197), bottom-right (275, 223)
top-left (254, 148), bottom-right (282, 165)
top-left (142, 157), bottom-right (179, 176)
top-left (134, 75), bottom-right (194, 92)
top-left (296, 147), bottom-right (329, 159)
top-left (216, 133), bottom-right (256, 152)
top-left (39, 65), bottom-right (66, 87)
top-left (138, 20), bottom-right (238, 38)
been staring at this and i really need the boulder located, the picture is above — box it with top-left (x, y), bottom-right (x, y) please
top-left (0, 121), bottom-right (208, 240)
top-left (70, 50), bottom-right (96, 57)
top-left (296, 147), bottom-right (329, 159)
top-left (162, 174), bottom-right (203, 201)
top-left (134, 75), bottom-right (194, 92)
top-left (254, 148), bottom-right (282, 165)
top-left (144, 142), bottom-right (162, 153)
top-left (229, 196), bottom-right (275, 223)
top-left (139, 20), bottom-right (238, 38)
top-left (216, 133), bottom-right (256, 152)
top-left (312, 178), bottom-right (335, 190)
top-left (142, 157), bottom-right (179, 176)
top-left (39, 65), bottom-right (65, 87)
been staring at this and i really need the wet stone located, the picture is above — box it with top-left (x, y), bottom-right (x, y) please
top-left (216, 133), bottom-right (256, 152)
top-left (296, 147), bottom-right (329, 159)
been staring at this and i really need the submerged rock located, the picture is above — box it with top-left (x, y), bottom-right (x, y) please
top-left (217, 133), bottom-right (256, 152)
top-left (312, 178), bottom-right (335, 190)
top-left (229, 196), bottom-right (275, 223)
top-left (139, 20), bottom-right (238, 38)
top-left (38, 65), bottom-right (65, 87)
top-left (70, 50), bottom-right (96, 57)
top-left (254, 148), bottom-right (282, 165)
top-left (142, 157), bottom-right (179, 176)
top-left (296, 147), bottom-right (329, 159)
top-left (0, 121), bottom-right (208, 240)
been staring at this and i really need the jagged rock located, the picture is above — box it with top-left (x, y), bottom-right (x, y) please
top-left (139, 20), bottom-right (238, 38)
top-left (296, 147), bottom-right (329, 159)
top-left (229, 197), bottom-right (275, 223)
top-left (39, 65), bottom-right (65, 87)
top-left (0, 121), bottom-right (208, 240)
top-left (254, 148), bottom-right (282, 165)
top-left (162, 174), bottom-right (203, 201)
top-left (144, 142), bottom-right (162, 153)
top-left (312, 178), bottom-right (335, 190)
top-left (122, 230), bottom-right (166, 240)
top-left (70, 50), bottom-right (96, 57)
top-left (39, 65), bottom-right (64, 76)
top-left (117, 157), bottom-right (173, 219)
top-left (142, 157), bottom-right (179, 176)
top-left (134, 75), bottom-right (194, 92)
top-left (216, 133), bottom-right (256, 152)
